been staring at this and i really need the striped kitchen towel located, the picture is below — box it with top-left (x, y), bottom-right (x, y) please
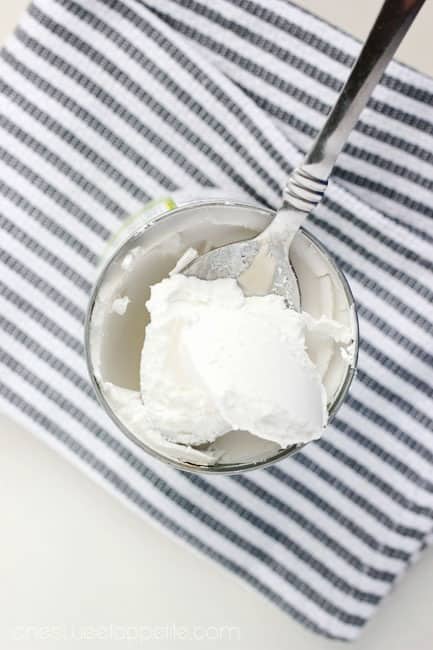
top-left (1, 0), bottom-right (432, 641)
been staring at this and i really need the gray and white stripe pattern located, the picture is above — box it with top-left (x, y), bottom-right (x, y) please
top-left (1, 0), bottom-right (432, 640)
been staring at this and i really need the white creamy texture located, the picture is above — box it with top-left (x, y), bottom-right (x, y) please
top-left (139, 273), bottom-right (350, 448)
top-left (103, 382), bottom-right (219, 465)
top-left (111, 296), bottom-right (130, 315)
top-left (169, 247), bottom-right (198, 275)
top-left (90, 203), bottom-right (356, 467)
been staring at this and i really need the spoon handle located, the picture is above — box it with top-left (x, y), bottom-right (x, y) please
top-left (283, 0), bottom-right (425, 213)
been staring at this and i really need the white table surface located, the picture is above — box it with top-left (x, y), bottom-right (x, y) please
top-left (2, 2), bottom-right (433, 649)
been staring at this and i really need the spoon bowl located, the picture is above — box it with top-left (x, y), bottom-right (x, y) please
top-left (183, 228), bottom-right (302, 310)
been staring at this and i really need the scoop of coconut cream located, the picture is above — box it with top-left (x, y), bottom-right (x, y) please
top-left (139, 273), bottom-right (332, 448)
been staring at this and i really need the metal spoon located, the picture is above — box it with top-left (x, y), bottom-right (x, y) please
top-left (184, 0), bottom-right (424, 308)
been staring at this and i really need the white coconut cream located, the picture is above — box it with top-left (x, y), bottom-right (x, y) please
top-left (88, 202), bottom-right (357, 469)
